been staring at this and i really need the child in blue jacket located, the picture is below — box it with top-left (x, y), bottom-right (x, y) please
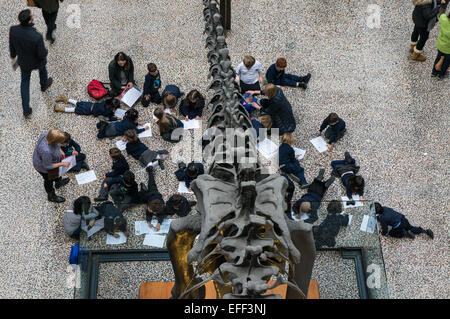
top-left (61, 132), bottom-right (89, 172)
top-left (142, 63), bottom-right (162, 107)
top-left (318, 112), bottom-right (346, 150)
top-left (278, 133), bottom-right (308, 187)
top-left (96, 108), bottom-right (148, 139)
top-left (54, 95), bottom-right (120, 121)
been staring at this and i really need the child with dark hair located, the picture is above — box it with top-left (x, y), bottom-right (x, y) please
top-left (330, 152), bottom-right (365, 201)
top-left (95, 170), bottom-right (139, 212)
top-left (96, 108), bottom-right (148, 139)
top-left (374, 202), bottom-right (434, 239)
top-left (312, 200), bottom-right (349, 248)
top-left (153, 108), bottom-right (184, 143)
top-left (54, 95), bottom-right (120, 121)
top-left (122, 129), bottom-right (169, 168)
top-left (61, 132), bottom-right (89, 172)
top-left (95, 201), bottom-right (129, 238)
top-left (175, 161), bottom-right (205, 189)
top-left (266, 57), bottom-right (311, 89)
top-left (142, 63), bottom-right (162, 106)
top-left (180, 90), bottom-right (206, 120)
top-left (63, 196), bottom-right (99, 239)
top-left (166, 194), bottom-right (196, 218)
top-left (161, 84), bottom-right (183, 112)
top-left (278, 133), bottom-right (308, 187)
top-left (318, 112), bottom-right (346, 150)
top-left (292, 169), bottom-right (336, 224)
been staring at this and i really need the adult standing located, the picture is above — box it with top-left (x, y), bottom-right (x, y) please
top-left (9, 9), bottom-right (53, 118)
top-left (410, 0), bottom-right (446, 61)
top-left (108, 52), bottom-right (135, 97)
top-left (35, 0), bottom-right (64, 44)
top-left (33, 129), bottom-right (71, 203)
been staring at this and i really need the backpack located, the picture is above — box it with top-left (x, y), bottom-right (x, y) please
top-left (69, 243), bottom-right (79, 265)
top-left (87, 80), bottom-right (109, 99)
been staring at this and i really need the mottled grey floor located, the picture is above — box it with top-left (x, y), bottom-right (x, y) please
top-left (0, 0), bottom-right (448, 299)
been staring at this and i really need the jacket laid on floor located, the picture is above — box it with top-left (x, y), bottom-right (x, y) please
top-left (320, 117), bottom-right (346, 143)
top-left (377, 206), bottom-right (404, 236)
top-left (125, 139), bottom-right (148, 160)
top-left (180, 99), bottom-right (205, 119)
top-left (260, 87), bottom-right (296, 135)
top-left (108, 56), bottom-right (135, 94)
top-left (9, 23), bottom-right (48, 71)
top-left (105, 156), bottom-right (129, 178)
top-left (143, 71), bottom-right (161, 96)
top-left (265, 63), bottom-right (285, 85)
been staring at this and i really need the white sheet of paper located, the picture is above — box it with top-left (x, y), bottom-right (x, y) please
top-left (75, 170), bottom-right (97, 185)
top-left (178, 182), bottom-right (193, 194)
top-left (137, 123), bottom-right (152, 138)
top-left (81, 218), bottom-right (104, 238)
top-left (59, 155), bottom-right (76, 176)
top-left (135, 221), bottom-right (152, 235)
top-left (342, 195), bottom-right (364, 209)
top-left (181, 119), bottom-right (200, 130)
top-left (257, 138), bottom-right (279, 159)
top-left (106, 232), bottom-right (127, 245)
top-left (114, 108), bottom-right (126, 119)
top-left (310, 136), bottom-right (328, 153)
top-left (115, 140), bottom-right (127, 151)
top-left (120, 86), bottom-right (142, 107)
top-left (160, 219), bottom-right (173, 233)
top-left (293, 147), bottom-right (306, 160)
top-left (143, 234), bottom-right (166, 248)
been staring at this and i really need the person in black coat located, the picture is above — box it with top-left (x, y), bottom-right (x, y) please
top-left (410, 0), bottom-right (447, 61)
top-left (249, 84), bottom-right (296, 135)
top-left (35, 0), bottom-right (64, 43)
top-left (313, 200), bottom-right (349, 249)
top-left (318, 112), bottom-right (347, 150)
top-left (175, 161), bottom-right (205, 189)
top-left (179, 90), bottom-right (206, 120)
top-left (9, 10), bottom-right (53, 117)
top-left (142, 63), bottom-right (162, 106)
top-left (108, 52), bottom-right (135, 97)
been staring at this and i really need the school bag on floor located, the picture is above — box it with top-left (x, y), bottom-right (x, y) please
top-left (87, 80), bottom-right (109, 99)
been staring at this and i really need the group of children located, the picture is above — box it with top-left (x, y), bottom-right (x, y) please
top-left (59, 54), bottom-right (433, 242)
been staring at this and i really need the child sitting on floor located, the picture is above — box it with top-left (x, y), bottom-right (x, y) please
top-left (278, 133), bottom-right (308, 187)
top-left (266, 57), bottom-right (311, 89)
top-left (235, 55), bottom-right (263, 94)
top-left (142, 63), bottom-right (162, 106)
top-left (175, 161), bottom-right (205, 189)
top-left (61, 132), bottom-right (89, 172)
top-left (54, 95), bottom-right (120, 121)
top-left (96, 108), bottom-right (149, 139)
top-left (180, 90), bottom-right (206, 120)
top-left (153, 108), bottom-right (184, 143)
top-left (99, 170), bottom-right (140, 212)
top-left (123, 129), bottom-right (168, 169)
top-left (166, 194), bottom-right (196, 218)
top-left (161, 84), bottom-right (183, 113)
top-left (96, 148), bottom-right (130, 202)
top-left (318, 112), bottom-right (346, 150)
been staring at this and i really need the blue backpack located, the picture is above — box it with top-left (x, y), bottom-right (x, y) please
top-left (69, 243), bottom-right (79, 265)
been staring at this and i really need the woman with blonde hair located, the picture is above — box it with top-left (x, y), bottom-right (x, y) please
top-left (32, 129), bottom-right (72, 203)
top-left (153, 107), bottom-right (184, 143)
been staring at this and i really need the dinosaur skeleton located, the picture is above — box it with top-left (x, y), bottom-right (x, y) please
top-left (166, 0), bottom-right (316, 299)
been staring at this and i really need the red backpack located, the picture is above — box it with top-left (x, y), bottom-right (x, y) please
top-left (87, 80), bottom-right (109, 99)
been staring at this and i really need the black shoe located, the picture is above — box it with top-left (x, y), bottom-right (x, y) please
top-left (324, 175), bottom-right (336, 188)
top-left (94, 197), bottom-right (107, 202)
top-left (48, 192), bottom-right (65, 203)
top-left (344, 151), bottom-right (353, 164)
top-left (297, 82), bottom-right (307, 89)
top-left (146, 166), bottom-right (154, 174)
top-left (316, 168), bottom-right (325, 181)
top-left (431, 70), bottom-right (439, 77)
top-left (55, 177), bottom-right (70, 189)
top-left (140, 182), bottom-right (148, 192)
top-left (188, 200), bottom-right (197, 207)
top-left (304, 73), bottom-right (312, 83)
top-left (425, 229), bottom-right (434, 239)
top-left (23, 108), bottom-right (33, 118)
top-left (180, 91), bottom-right (185, 97)
top-left (178, 162), bottom-right (186, 170)
top-left (41, 77), bottom-right (53, 92)
top-left (158, 159), bottom-right (165, 170)
top-left (404, 231), bottom-right (415, 239)
top-left (80, 161), bottom-right (90, 170)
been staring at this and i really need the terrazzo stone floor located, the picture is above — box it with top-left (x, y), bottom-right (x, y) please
top-left (0, 0), bottom-right (448, 298)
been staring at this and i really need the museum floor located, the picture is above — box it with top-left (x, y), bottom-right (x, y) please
top-left (0, 0), bottom-right (447, 298)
